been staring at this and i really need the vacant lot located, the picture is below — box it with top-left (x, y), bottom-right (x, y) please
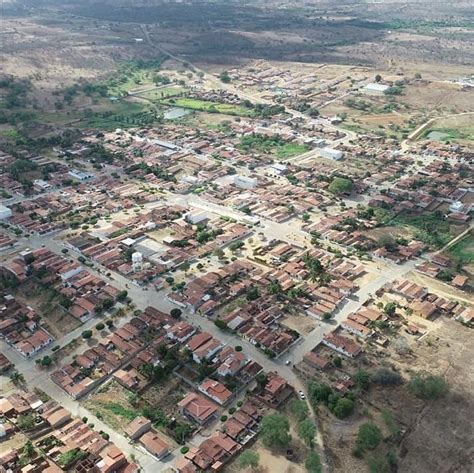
top-left (160, 97), bottom-right (254, 116)
top-left (448, 232), bottom-right (474, 264)
top-left (83, 381), bottom-right (140, 434)
top-left (14, 280), bottom-right (81, 339)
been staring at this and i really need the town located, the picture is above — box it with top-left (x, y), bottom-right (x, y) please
top-left (0, 1), bottom-right (473, 473)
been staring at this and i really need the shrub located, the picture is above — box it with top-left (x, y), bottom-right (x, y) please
top-left (81, 330), bottom-right (93, 339)
top-left (372, 368), bottom-right (403, 386)
top-left (408, 372), bottom-right (448, 400)
top-left (305, 451), bottom-right (322, 473)
top-left (356, 423), bottom-right (382, 451)
top-left (214, 319), bottom-right (227, 330)
top-left (331, 397), bottom-right (355, 419)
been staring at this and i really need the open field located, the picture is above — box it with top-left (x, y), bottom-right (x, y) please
top-left (447, 232), bottom-right (474, 264)
top-left (422, 113), bottom-right (474, 146)
top-left (83, 381), bottom-right (141, 433)
top-left (159, 98), bottom-right (254, 117)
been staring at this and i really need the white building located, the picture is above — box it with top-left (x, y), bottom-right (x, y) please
top-left (234, 175), bottom-right (258, 189)
top-left (364, 83), bottom-right (390, 95)
top-left (68, 170), bottom-right (94, 181)
top-left (0, 205), bottom-right (12, 220)
top-left (449, 201), bottom-right (464, 213)
top-left (132, 252), bottom-right (143, 272)
top-left (185, 212), bottom-right (209, 225)
top-left (319, 147), bottom-right (343, 161)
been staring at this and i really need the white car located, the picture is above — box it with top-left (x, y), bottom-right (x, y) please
top-left (298, 390), bottom-right (306, 400)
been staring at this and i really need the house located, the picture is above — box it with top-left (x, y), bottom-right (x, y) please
top-left (139, 430), bottom-right (170, 460)
top-left (303, 352), bottom-right (330, 370)
top-left (187, 332), bottom-right (212, 352)
top-left (42, 406), bottom-right (71, 428)
top-left (125, 416), bottom-right (151, 440)
top-left (216, 347), bottom-right (246, 377)
top-left (322, 332), bottom-right (362, 358)
top-left (193, 338), bottom-right (224, 364)
top-left (0, 354), bottom-right (12, 373)
top-left (113, 368), bottom-right (140, 390)
top-left (167, 321), bottom-right (196, 343)
top-left (199, 379), bottom-right (233, 405)
top-left (178, 393), bottom-right (219, 425)
top-left (96, 445), bottom-right (129, 473)
top-left (15, 329), bottom-right (54, 357)
top-left (410, 300), bottom-right (437, 319)
top-left (264, 374), bottom-right (288, 399)
top-left (341, 319), bottom-right (372, 338)
top-left (234, 175), bottom-right (257, 189)
top-left (452, 274), bottom-right (468, 289)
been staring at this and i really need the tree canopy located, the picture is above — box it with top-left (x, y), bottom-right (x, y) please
top-left (408, 372), bottom-right (448, 400)
top-left (305, 451), bottom-right (322, 473)
top-left (239, 450), bottom-right (260, 469)
top-left (329, 177), bottom-right (353, 195)
top-left (260, 414), bottom-right (291, 449)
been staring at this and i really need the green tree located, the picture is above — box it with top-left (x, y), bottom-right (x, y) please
top-left (290, 399), bottom-right (309, 422)
top-left (408, 372), bottom-right (448, 400)
top-left (308, 382), bottom-right (332, 405)
top-left (116, 290), bottom-right (128, 302)
top-left (332, 398), bottom-right (355, 419)
top-left (384, 302), bottom-right (397, 316)
top-left (81, 330), bottom-right (93, 339)
top-left (354, 370), bottom-right (371, 390)
top-left (268, 279), bottom-right (282, 295)
top-left (357, 423), bottom-right (382, 451)
top-left (17, 414), bottom-right (35, 430)
top-left (41, 355), bottom-right (53, 367)
top-left (298, 419), bottom-right (316, 448)
top-left (260, 414), bottom-right (291, 449)
top-left (170, 308), bottom-right (182, 319)
top-left (10, 370), bottom-right (25, 386)
top-left (220, 71), bottom-right (231, 83)
top-left (329, 177), bottom-right (353, 195)
top-left (239, 450), bottom-right (260, 469)
top-left (305, 451), bottom-right (322, 473)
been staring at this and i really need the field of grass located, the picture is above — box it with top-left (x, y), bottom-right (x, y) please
top-left (276, 143), bottom-right (310, 159)
top-left (391, 212), bottom-right (454, 248)
top-left (160, 97), bottom-right (254, 116)
top-left (83, 382), bottom-right (140, 432)
top-left (448, 234), bottom-right (474, 264)
top-left (137, 86), bottom-right (185, 100)
top-left (423, 127), bottom-right (474, 143)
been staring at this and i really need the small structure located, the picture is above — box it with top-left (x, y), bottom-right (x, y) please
top-left (132, 252), bottom-right (143, 272)
top-left (364, 83), bottom-right (390, 95)
top-left (139, 430), bottom-right (170, 459)
top-left (234, 175), bottom-right (258, 189)
top-left (125, 417), bottom-right (152, 440)
top-left (319, 147), bottom-right (343, 161)
top-left (0, 205), bottom-right (12, 220)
